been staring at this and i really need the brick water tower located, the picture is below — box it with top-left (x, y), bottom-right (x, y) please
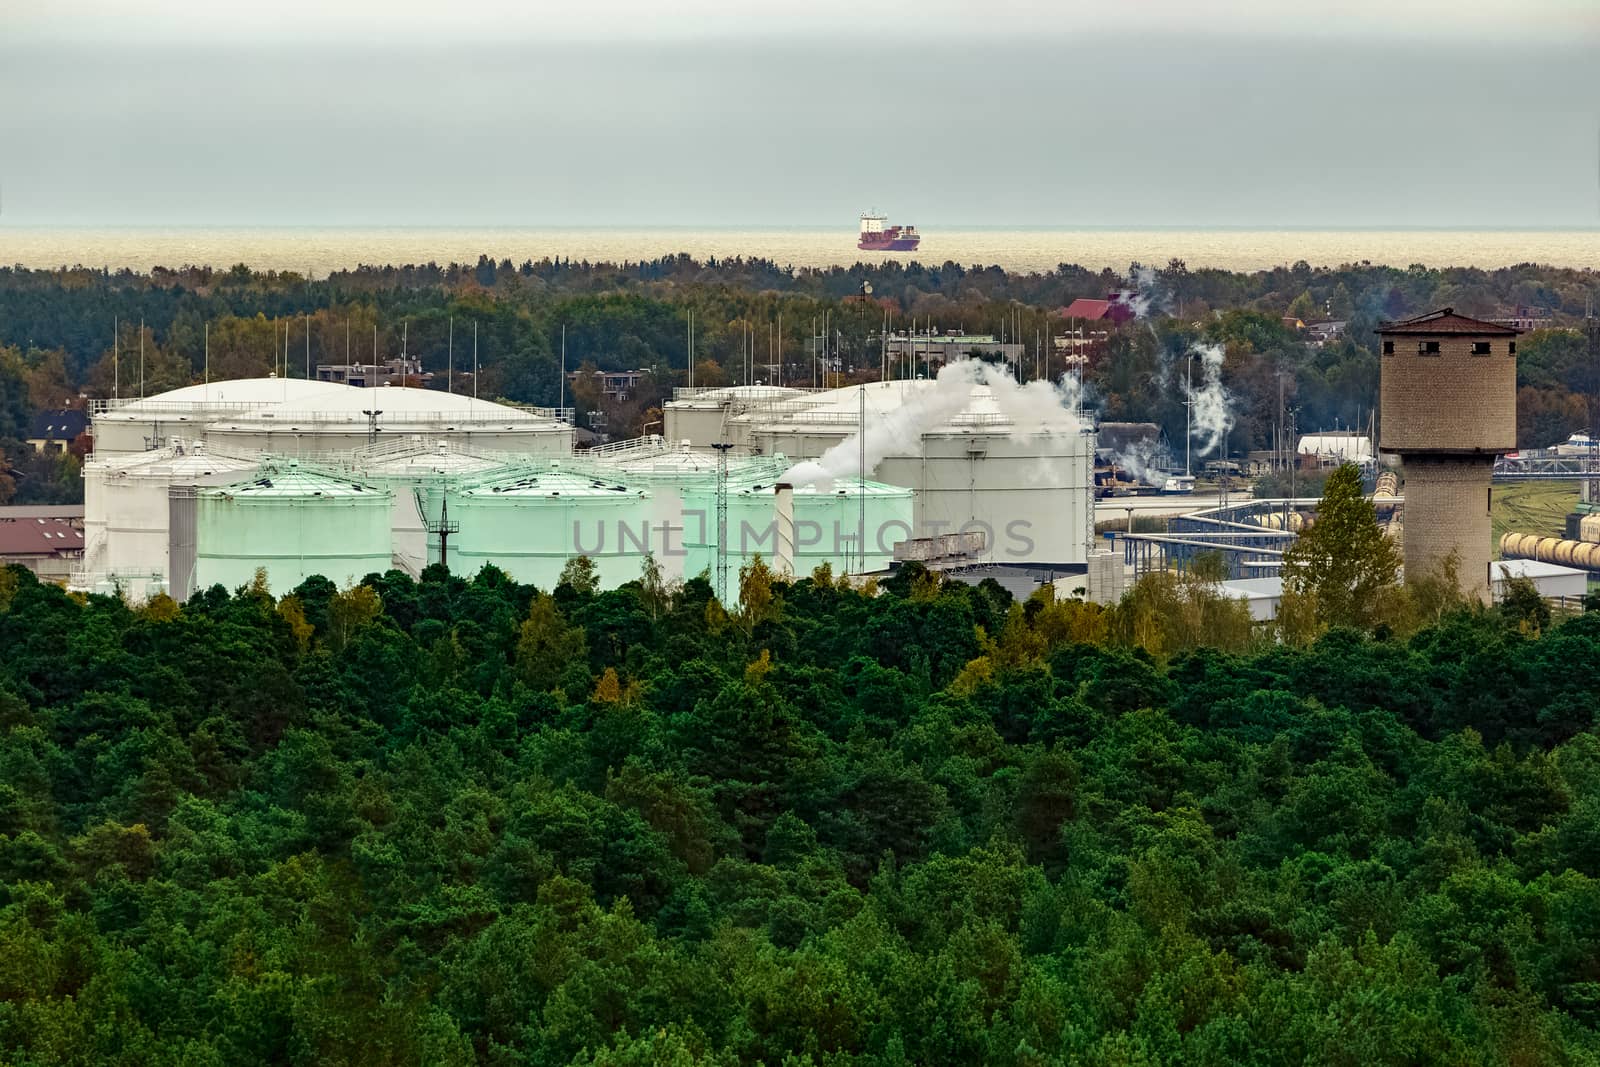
top-left (1377, 308), bottom-right (1521, 602)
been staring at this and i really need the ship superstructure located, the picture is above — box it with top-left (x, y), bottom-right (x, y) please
top-left (858, 213), bottom-right (920, 252)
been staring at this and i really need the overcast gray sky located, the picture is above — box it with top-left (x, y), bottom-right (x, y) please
top-left (2, 0), bottom-right (1598, 227)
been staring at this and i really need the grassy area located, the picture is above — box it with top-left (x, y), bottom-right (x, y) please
top-left (1492, 480), bottom-right (1580, 553)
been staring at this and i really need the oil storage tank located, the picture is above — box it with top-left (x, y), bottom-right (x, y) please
top-left (581, 439), bottom-right (768, 581)
top-left (447, 465), bottom-right (653, 589)
top-left (193, 463), bottom-right (393, 595)
top-left (681, 474), bottom-right (914, 582)
top-left (206, 385), bottom-right (572, 457)
top-left (80, 441), bottom-right (258, 598)
top-left (662, 385), bottom-right (810, 447)
top-left (357, 441), bottom-right (515, 575)
top-left (721, 374), bottom-right (1094, 570)
top-left (91, 377), bottom-right (349, 457)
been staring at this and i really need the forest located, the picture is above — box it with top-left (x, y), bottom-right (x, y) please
top-left (3, 255), bottom-right (1599, 504)
top-left (2, 524), bottom-right (1600, 1064)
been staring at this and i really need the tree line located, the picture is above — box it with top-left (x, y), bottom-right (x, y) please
top-left (2, 257), bottom-right (1597, 504)
top-left (1, 464), bottom-right (1599, 1061)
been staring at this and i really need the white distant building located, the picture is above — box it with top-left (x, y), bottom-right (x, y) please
top-left (1490, 559), bottom-right (1588, 601)
top-left (1217, 577), bottom-right (1284, 621)
top-left (1297, 431), bottom-right (1373, 466)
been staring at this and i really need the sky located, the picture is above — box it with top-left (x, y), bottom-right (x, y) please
top-left (2, 0), bottom-right (1598, 227)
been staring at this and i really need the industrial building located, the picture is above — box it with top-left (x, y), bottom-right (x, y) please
top-left (78, 365), bottom-right (1102, 601)
top-left (1378, 308), bottom-right (1520, 602)
top-left (662, 377), bottom-right (1096, 574)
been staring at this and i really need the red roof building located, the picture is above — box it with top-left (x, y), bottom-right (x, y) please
top-left (0, 516), bottom-right (85, 581)
top-left (1058, 294), bottom-right (1138, 326)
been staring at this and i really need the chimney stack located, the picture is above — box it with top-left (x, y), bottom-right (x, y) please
top-left (773, 482), bottom-right (795, 578)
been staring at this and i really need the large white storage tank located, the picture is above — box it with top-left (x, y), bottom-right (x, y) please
top-left (447, 466), bottom-right (653, 590)
top-left (681, 475), bottom-right (914, 582)
top-left (206, 386), bottom-right (572, 457)
top-left (80, 442), bottom-right (258, 598)
top-left (724, 376), bottom-right (1094, 568)
top-left (357, 442), bottom-right (516, 575)
top-left (663, 385), bottom-right (810, 448)
top-left (193, 463), bottom-right (393, 596)
top-left (91, 377), bottom-right (349, 457)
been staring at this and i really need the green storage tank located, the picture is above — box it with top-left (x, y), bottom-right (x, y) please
top-left (195, 462), bottom-right (394, 595)
top-left (681, 474), bottom-right (914, 586)
top-left (447, 464), bottom-right (654, 590)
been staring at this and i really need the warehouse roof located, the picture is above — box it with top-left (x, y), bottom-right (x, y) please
top-left (0, 504), bottom-right (84, 521)
top-left (1490, 559), bottom-right (1586, 581)
top-left (0, 517), bottom-right (85, 557)
top-left (1376, 307), bottom-right (1520, 336)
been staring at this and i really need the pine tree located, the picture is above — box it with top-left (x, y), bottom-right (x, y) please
top-left (1280, 463), bottom-right (1399, 629)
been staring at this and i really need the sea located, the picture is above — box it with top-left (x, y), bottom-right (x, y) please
top-left (1, 227), bottom-right (1597, 277)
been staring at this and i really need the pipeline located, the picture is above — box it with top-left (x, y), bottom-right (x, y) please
top-left (1500, 531), bottom-right (1600, 571)
top-left (1258, 511), bottom-right (1310, 532)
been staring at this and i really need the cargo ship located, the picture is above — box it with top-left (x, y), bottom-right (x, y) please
top-left (858, 212), bottom-right (920, 252)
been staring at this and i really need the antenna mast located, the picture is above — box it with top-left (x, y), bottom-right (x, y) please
top-left (424, 493), bottom-right (460, 571)
top-left (711, 441), bottom-right (734, 604)
top-left (858, 384), bottom-right (867, 575)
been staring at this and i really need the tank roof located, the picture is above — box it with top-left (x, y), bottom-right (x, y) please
top-left (362, 444), bottom-right (509, 476)
top-left (670, 385), bottom-right (810, 405)
top-left (701, 471), bottom-right (912, 499)
top-left (459, 466), bottom-right (648, 499)
top-left (99, 442), bottom-right (259, 480)
top-left (733, 379), bottom-right (1033, 432)
top-left (111, 377), bottom-right (349, 410)
top-left (208, 463), bottom-right (389, 499)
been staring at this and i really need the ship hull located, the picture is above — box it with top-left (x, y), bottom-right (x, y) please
top-left (858, 237), bottom-right (921, 252)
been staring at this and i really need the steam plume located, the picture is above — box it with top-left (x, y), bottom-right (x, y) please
top-left (780, 359), bottom-right (1087, 488)
top-left (1185, 342), bottom-right (1232, 456)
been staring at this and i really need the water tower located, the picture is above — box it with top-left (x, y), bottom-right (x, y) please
top-left (1377, 308), bottom-right (1520, 601)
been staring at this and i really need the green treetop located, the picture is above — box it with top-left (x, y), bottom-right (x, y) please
top-left (1280, 462), bottom-right (1399, 630)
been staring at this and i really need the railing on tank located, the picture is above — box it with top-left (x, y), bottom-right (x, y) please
top-left (216, 408), bottom-right (572, 427)
top-left (92, 398), bottom-right (266, 416)
top-left (91, 397), bottom-right (574, 425)
top-left (580, 434), bottom-right (670, 457)
top-left (671, 386), bottom-right (823, 401)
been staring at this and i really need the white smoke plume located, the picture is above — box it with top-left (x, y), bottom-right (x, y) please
top-left (978, 361), bottom-right (1086, 442)
top-left (1185, 342), bottom-right (1232, 457)
top-left (781, 359), bottom-right (1087, 488)
top-left (1118, 263), bottom-right (1172, 322)
top-left (1112, 437), bottom-right (1167, 486)
top-left (781, 359), bottom-right (983, 487)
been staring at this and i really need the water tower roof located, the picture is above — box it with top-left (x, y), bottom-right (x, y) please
top-left (1376, 307), bottom-right (1520, 336)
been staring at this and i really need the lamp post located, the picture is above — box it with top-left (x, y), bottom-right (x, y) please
top-left (1185, 353), bottom-right (1194, 477)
